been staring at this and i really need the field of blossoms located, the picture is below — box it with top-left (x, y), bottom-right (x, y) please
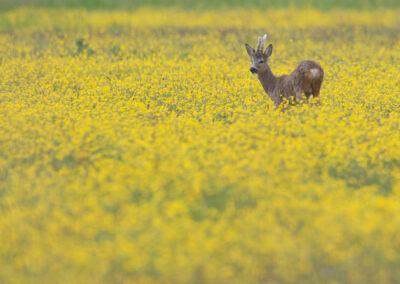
top-left (1, 7), bottom-right (400, 283)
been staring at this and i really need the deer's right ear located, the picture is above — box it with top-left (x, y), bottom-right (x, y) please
top-left (245, 44), bottom-right (255, 56)
top-left (264, 44), bottom-right (273, 57)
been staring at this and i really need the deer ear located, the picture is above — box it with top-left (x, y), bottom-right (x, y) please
top-left (245, 44), bottom-right (255, 56)
top-left (264, 44), bottom-right (273, 57)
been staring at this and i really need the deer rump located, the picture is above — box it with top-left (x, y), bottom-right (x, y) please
top-left (278, 60), bottom-right (324, 100)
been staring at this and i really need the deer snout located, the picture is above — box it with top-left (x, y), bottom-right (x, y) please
top-left (250, 67), bottom-right (257, 74)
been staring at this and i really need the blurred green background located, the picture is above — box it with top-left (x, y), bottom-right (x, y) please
top-left (1, 0), bottom-right (399, 10)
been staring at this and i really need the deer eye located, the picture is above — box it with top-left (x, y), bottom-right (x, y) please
top-left (259, 60), bottom-right (264, 64)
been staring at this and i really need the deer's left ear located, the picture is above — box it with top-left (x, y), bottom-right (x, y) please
top-left (264, 44), bottom-right (273, 57)
top-left (245, 44), bottom-right (255, 56)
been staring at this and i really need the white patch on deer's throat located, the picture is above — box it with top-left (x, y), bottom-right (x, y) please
top-left (310, 68), bottom-right (319, 78)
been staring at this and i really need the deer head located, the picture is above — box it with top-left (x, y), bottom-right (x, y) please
top-left (245, 34), bottom-right (273, 74)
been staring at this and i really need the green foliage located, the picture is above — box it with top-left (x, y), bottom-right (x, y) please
top-left (1, 0), bottom-right (400, 10)
top-left (75, 38), bottom-right (94, 56)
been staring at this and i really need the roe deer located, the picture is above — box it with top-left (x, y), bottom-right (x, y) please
top-left (245, 34), bottom-right (324, 107)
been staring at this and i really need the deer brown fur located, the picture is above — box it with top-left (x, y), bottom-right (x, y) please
top-left (245, 34), bottom-right (324, 107)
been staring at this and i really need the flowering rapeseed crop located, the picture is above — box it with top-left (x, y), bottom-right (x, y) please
top-left (1, 8), bottom-right (400, 283)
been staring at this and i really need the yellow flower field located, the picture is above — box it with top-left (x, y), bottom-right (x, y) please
top-left (1, 8), bottom-right (400, 283)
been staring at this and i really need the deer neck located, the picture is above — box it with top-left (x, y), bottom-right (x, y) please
top-left (257, 65), bottom-right (277, 95)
